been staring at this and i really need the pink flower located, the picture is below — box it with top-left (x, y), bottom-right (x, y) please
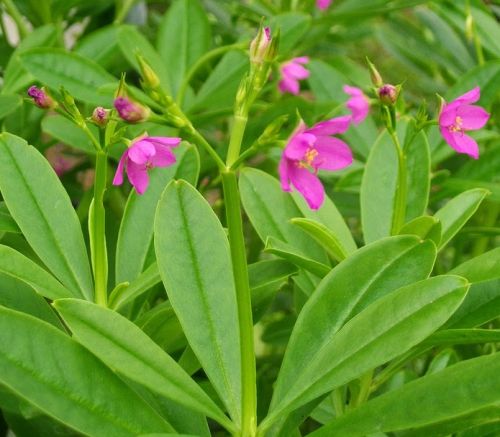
top-left (317, 0), bottom-right (333, 10)
top-left (112, 136), bottom-right (181, 194)
top-left (250, 26), bottom-right (271, 64)
top-left (343, 85), bottom-right (370, 124)
top-left (439, 87), bottom-right (490, 159)
top-left (278, 57), bottom-right (310, 95)
top-left (114, 97), bottom-right (150, 123)
top-left (27, 86), bottom-right (56, 109)
top-left (279, 115), bottom-right (353, 210)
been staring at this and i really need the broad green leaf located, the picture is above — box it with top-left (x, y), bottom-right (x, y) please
top-left (268, 236), bottom-right (437, 422)
top-left (309, 353), bottom-right (500, 437)
top-left (115, 144), bottom-right (199, 284)
top-left (266, 275), bottom-right (468, 426)
top-left (42, 115), bottom-right (96, 154)
top-left (20, 48), bottom-right (116, 106)
top-left (422, 329), bottom-right (500, 347)
top-left (54, 299), bottom-right (235, 433)
top-left (188, 51), bottom-right (248, 113)
top-left (0, 134), bottom-right (93, 300)
top-left (117, 25), bottom-right (171, 93)
top-left (154, 180), bottom-right (241, 423)
top-left (269, 13), bottom-right (311, 54)
top-left (449, 246), bottom-right (500, 283)
top-left (157, 0), bottom-right (211, 96)
top-left (290, 218), bottom-right (350, 262)
top-left (0, 307), bottom-right (174, 436)
top-left (434, 188), bottom-right (488, 249)
top-left (0, 245), bottom-right (72, 300)
top-left (239, 168), bottom-right (327, 262)
top-left (398, 215), bottom-right (441, 246)
top-left (0, 202), bottom-right (20, 233)
top-left (265, 237), bottom-right (330, 278)
top-left (0, 95), bottom-right (22, 120)
top-left (308, 60), bottom-right (347, 103)
top-left (75, 25), bottom-right (123, 69)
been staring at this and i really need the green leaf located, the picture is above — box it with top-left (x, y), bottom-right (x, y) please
top-left (308, 60), bottom-right (347, 103)
top-left (154, 180), bottom-right (241, 423)
top-left (239, 168), bottom-right (327, 262)
top-left (20, 48), bottom-right (116, 106)
top-left (0, 245), bottom-right (72, 300)
top-left (0, 202), bottom-right (20, 233)
top-left (449, 246), bottom-right (500, 283)
top-left (0, 307), bottom-right (174, 436)
top-left (309, 352), bottom-right (500, 437)
top-left (115, 144), bottom-right (199, 284)
top-left (41, 115), bottom-right (96, 154)
top-left (117, 25), bottom-right (171, 93)
top-left (0, 134), bottom-right (93, 300)
top-left (434, 188), bottom-right (489, 249)
top-left (75, 25), bottom-right (123, 69)
top-left (269, 13), bottom-right (311, 54)
top-left (157, 0), bottom-right (211, 96)
top-left (264, 237), bottom-right (331, 278)
top-left (266, 275), bottom-right (468, 426)
top-left (54, 299), bottom-right (235, 433)
top-left (398, 215), bottom-right (441, 246)
top-left (0, 95), bottom-right (22, 120)
top-left (267, 236), bottom-right (437, 424)
top-left (422, 329), bottom-right (500, 347)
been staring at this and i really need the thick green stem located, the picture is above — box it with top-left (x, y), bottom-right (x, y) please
top-left (227, 115), bottom-right (248, 168)
top-left (2, 0), bottom-right (29, 39)
top-left (222, 171), bottom-right (257, 437)
top-left (390, 130), bottom-right (407, 234)
top-left (92, 151), bottom-right (108, 306)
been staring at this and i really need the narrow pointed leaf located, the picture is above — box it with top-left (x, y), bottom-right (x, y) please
top-left (449, 246), bottom-right (500, 283)
top-left (399, 215), bottom-right (441, 246)
top-left (0, 307), bottom-right (174, 436)
top-left (0, 133), bottom-right (93, 300)
top-left (154, 180), bottom-right (241, 423)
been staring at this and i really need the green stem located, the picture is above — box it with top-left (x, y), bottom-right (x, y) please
top-left (389, 129), bottom-right (407, 234)
top-left (2, 0), bottom-right (29, 39)
top-left (226, 115), bottom-right (248, 168)
top-left (114, 0), bottom-right (136, 24)
top-left (187, 127), bottom-right (226, 171)
top-left (350, 370), bottom-right (373, 409)
top-left (177, 43), bottom-right (246, 107)
top-left (92, 151), bottom-right (108, 306)
top-left (222, 171), bottom-right (257, 437)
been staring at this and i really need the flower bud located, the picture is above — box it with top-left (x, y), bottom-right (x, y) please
top-left (366, 58), bottom-right (383, 88)
top-left (250, 26), bottom-right (271, 64)
top-left (27, 86), bottom-right (57, 109)
top-left (137, 55), bottom-right (161, 89)
top-left (92, 107), bottom-right (110, 126)
top-left (378, 84), bottom-right (399, 105)
top-left (114, 96), bottom-right (150, 123)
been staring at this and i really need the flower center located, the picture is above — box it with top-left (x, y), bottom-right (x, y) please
top-left (448, 116), bottom-right (463, 133)
top-left (297, 147), bottom-right (318, 169)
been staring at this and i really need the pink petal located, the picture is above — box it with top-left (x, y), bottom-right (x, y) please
top-left (343, 85), bottom-right (363, 97)
top-left (150, 144), bottom-right (177, 167)
top-left (439, 105), bottom-right (458, 127)
top-left (453, 86), bottom-right (480, 105)
top-left (127, 140), bottom-right (156, 164)
top-left (449, 131), bottom-right (479, 159)
top-left (456, 105), bottom-right (490, 130)
top-left (279, 77), bottom-right (300, 95)
top-left (313, 137), bottom-right (353, 171)
top-left (126, 161), bottom-right (150, 194)
top-left (289, 166), bottom-right (325, 210)
top-left (346, 95), bottom-right (370, 124)
top-left (282, 62), bottom-right (310, 80)
top-left (112, 152), bottom-right (128, 186)
top-left (307, 115), bottom-right (352, 136)
top-left (284, 132), bottom-right (316, 160)
top-left (147, 136), bottom-right (182, 147)
top-left (279, 156), bottom-right (292, 192)
top-left (292, 56), bottom-right (309, 65)
top-left (316, 0), bottom-right (333, 9)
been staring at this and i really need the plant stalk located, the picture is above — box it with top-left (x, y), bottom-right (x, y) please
top-left (227, 115), bottom-right (248, 168)
top-left (390, 129), bottom-right (407, 234)
top-left (2, 0), bottom-right (29, 39)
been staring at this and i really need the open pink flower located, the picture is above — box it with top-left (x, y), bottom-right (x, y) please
top-left (317, 0), bottom-right (333, 10)
top-left (112, 136), bottom-right (181, 194)
top-left (279, 57), bottom-right (310, 95)
top-left (439, 87), bottom-right (490, 159)
top-left (343, 85), bottom-right (369, 124)
top-left (279, 115), bottom-right (353, 210)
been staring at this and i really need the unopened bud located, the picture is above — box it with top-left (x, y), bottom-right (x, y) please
top-left (27, 86), bottom-right (57, 109)
top-left (250, 26), bottom-right (271, 64)
top-left (92, 107), bottom-right (110, 126)
top-left (137, 55), bottom-right (161, 89)
top-left (378, 84), bottom-right (399, 105)
top-left (366, 58), bottom-right (383, 87)
top-left (114, 97), bottom-right (150, 123)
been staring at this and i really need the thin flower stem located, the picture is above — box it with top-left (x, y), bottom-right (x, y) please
top-left (1, 0), bottom-right (29, 39)
top-left (92, 151), bottom-right (109, 307)
top-left (222, 171), bottom-right (257, 437)
top-left (226, 115), bottom-right (248, 167)
top-left (187, 128), bottom-right (226, 172)
top-left (389, 129), bottom-right (407, 234)
top-left (177, 43), bottom-right (247, 107)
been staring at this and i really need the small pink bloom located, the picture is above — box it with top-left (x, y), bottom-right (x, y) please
top-left (438, 87), bottom-right (490, 159)
top-left (27, 86), bottom-right (56, 109)
top-left (92, 106), bottom-right (110, 126)
top-left (250, 27), bottom-right (271, 64)
top-left (343, 85), bottom-right (370, 124)
top-left (278, 57), bottom-right (310, 95)
top-left (279, 115), bottom-right (353, 210)
top-left (112, 136), bottom-right (181, 194)
top-left (317, 0), bottom-right (333, 10)
top-left (114, 97), bottom-right (150, 123)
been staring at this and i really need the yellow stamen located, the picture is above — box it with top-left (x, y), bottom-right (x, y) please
top-left (449, 116), bottom-right (463, 133)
